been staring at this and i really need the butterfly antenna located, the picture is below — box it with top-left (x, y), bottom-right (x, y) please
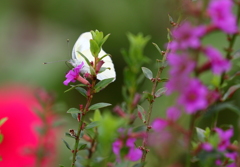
top-left (67, 39), bottom-right (71, 59)
top-left (43, 60), bottom-right (68, 64)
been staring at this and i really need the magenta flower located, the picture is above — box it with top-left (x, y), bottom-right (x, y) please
top-left (170, 22), bottom-right (206, 50)
top-left (63, 62), bottom-right (84, 85)
top-left (215, 128), bottom-right (233, 151)
top-left (0, 85), bottom-right (57, 167)
top-left (112, 138), bottom-right (142, 162)
top-left (152, 118), bottom-right (168, 132)
top-left (204, 46), bottom-right (231, 75)
top-left (166, 107), bottom-right (181, 121)
top-left (207, 0), bottom-right (238, 34)
top-left (178, 79), bottom-right (208, 114)
top-left (63, 62), bottom-right (85, 85)
top-left (202, 143), bottom-right (213, 151)
top-left (166, 53), bottom-right (195, 94)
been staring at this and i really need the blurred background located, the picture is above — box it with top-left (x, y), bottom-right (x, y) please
top-left (1, 0), bottom-right (240, 166)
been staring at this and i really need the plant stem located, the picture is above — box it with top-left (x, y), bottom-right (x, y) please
top-left (141, 66), bottom-right (164, 164)
top-left (71, 83), bottom-right (96, 167)
top-left (186, 114), bottom-right (197, 167)
top-left (141, 43), bottom-right (169, 165)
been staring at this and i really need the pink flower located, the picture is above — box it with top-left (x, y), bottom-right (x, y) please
top-left (178, 79), bottom-right (208, 114)
top-left (204, 46), bottom-right (231, 75)
top-left (207, 0), bottom-right (238, 34)
top-left (166, 53), bottom-right (195, 94)
top-left (0, 85), bottom-right (40, 166)
top-left (0, 85), bottom-right (57, 167)
top-left (152, 118), bottom-right (168, 132)
top-left (166, 107), bottom-right (181, 121)
top-left (170, 22), bottom-right (206, 50)
top-left (63, 62), bottom-right (85, 85)
top-left (112, 138), bottom-right (142, 162)
top-left (202, 143), bottom-right (213, 151)
top-left (215, 128), bottom-right (233, 151)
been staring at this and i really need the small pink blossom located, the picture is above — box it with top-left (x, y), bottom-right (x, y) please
top-left (166, 107), bottom-right (181, 121)
top-left (204, 46), bottom-right (231, 74)
top-left (166, 53), bottom-right (195, 94)
top-left (63, 62), bottom-right (85, 85)
top-left (202, 143), bottom-right (213, 151)
top-left (112, 138), bottom-right (142, 162)
top-left (207, 0), bottom-right (238, 34)
top-left (178, 79), bottom-right (208, 114)
top-left (215, 128), bottom-right (233, 151)
top-left (170, 22), bottom-right (206, 50)
top-left (152, 118), bottom-right (168, 132)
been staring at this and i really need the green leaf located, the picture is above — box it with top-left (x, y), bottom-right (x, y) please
top-left (133, 125), bottom-right (147, 132)
top-left (98, 67), bottom-right (109, 73)
top-left (93, 110), bottom-right (102, 122)
top-left (155, 87), bottom-right (167, 98)
top-left (67, 108), bottom-right (81, 114)
top-left (196, 127), bottom-right (206, 142)
top-left (65, 132), bottom-right (75, 139)
top-left (160, 78), bottom-right (169, 82)
top-left (143, 91), bottom-right (154, 102)
top-left (71, 113), bottom-right (78, 120)
top-left (62, 139), bottom-right (71, 150)
top-left (0, 117), bottom-right (8, 127)
top-left (89, 103), bottom-right (112, 111)
top-left (137, 105), bottom-right (146, 123)
top-left (90, 39), bottom-right (100, 57)
top-left (85, 121), bottom-right (99, 129)
top-left (94, 78), bottom-right (114, 93)
top-left (204, 102), bottom-right (240, 118)
top-left (152, 42), bottom-right (162, 56)
top-left (0, 134), bottom-right (3, 143)
top-left (64, 84), bottom-right (87, 93)
top-left (141, 67), bottom-right (153, 80)
top-left (222, 84), bottom-right (240, 101)
top-left (99, 34), bottom-right (110, 48)
top-left (89, 66), bottom-right (96, 76)
top-left (75, 87), bottom-right (87, 98)
top-left (99, 54), bottom-right (110, 61)
top-left (168, 14), bottom-right (174, 23)
top-left (77, 51), bottom-right (91, 66)
top-left (78, 143), bottom-right (87, 150)
top-left (59, 165), bottom-right (65, 167)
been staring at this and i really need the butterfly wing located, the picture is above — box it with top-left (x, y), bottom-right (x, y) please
top-left (97, 50), bottom-right (116, 81)
top-left (72, 32), bottom-right (116, 81)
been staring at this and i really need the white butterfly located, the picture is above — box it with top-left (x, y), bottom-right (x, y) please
top-left (70, 32), bottom-right (116, 81)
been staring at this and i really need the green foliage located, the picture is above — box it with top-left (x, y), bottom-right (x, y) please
top-left (62, 139), bottom-right (71, 150)
top-left (94, 78), bottom-right (115, 93)
top-left (67, 108), bottom-right (81, 114)
top-left (97, 113), bottom-right (125, 158)
top-left (89, 103), bottom-right (112, 111)
top-left (0, 117), bottom-right (7, 127)
top-left (90, 30), bottom-right (110, 57)
top-left (137, 105), bottom-right (146, 123)
top-left (121, 33), bottom-right (150, 113)
top-left (154, 87), bottom-right (167, 98)
top-left (141, 67), bottom-right (153, 80)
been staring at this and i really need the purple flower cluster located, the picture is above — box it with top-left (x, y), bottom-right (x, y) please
top-left (165, 0), bottom-right (237, 114)
top-left (112, 128), bottom-right (143, 162)
top-left (202, 128), bottom-right (237, 167)
top-left (207, 0), bottom-right (238, 34)
top-left (112, 138), bottom-right (142, 162)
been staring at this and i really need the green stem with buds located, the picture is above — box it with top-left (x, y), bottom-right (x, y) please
top-left (141, 45), bottom-right (168, 165)
top-left (71, 61), bottom-right (98, 167)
